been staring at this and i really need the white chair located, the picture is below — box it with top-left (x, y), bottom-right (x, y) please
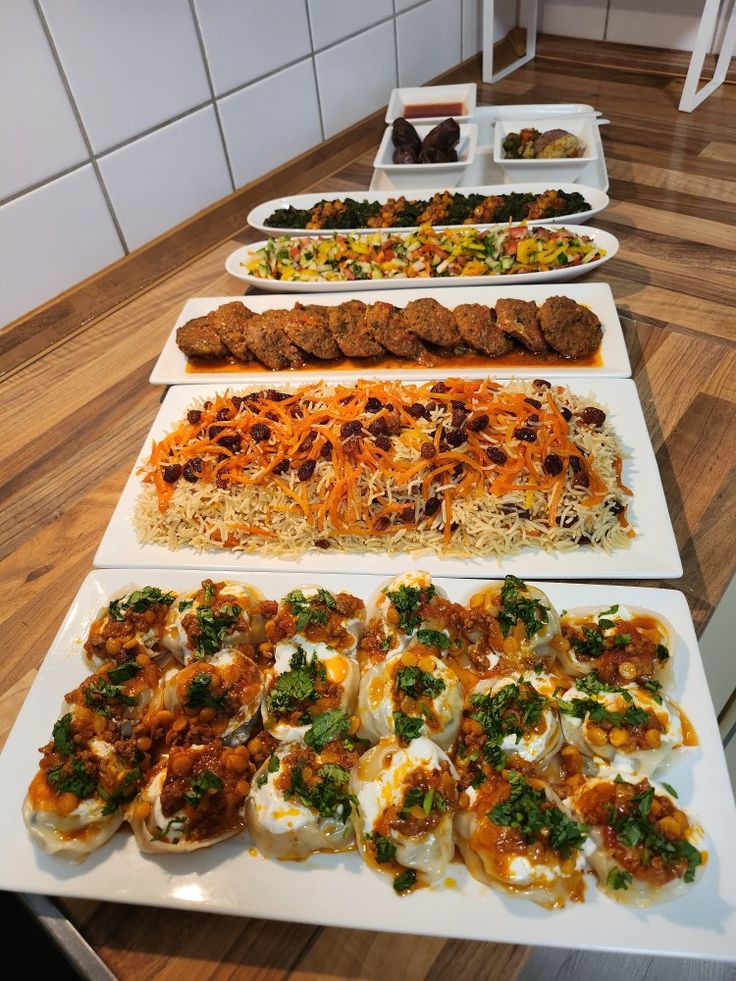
top-left (482, 0), bottom-right (539, 83)
top-left (679, 0), bottom-right (736, 111)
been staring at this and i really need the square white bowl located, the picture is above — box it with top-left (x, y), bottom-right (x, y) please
top-left (493, 116), bottom-right (598, 183)
top-left (385, 82), bottom-right (476, 123)
top-left (373, 121), bottom-right (478, 189)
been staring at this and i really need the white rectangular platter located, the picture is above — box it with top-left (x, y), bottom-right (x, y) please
top-left (149, 283), bottom-right (631, 387)
top-left (1, 570), bottom-right (733, 962)
top-left (246, 183), bottom-right (610, 237)
top-left (95, 378), bottom-right (681, 579)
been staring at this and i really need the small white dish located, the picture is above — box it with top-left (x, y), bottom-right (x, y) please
top-left (373, 122), bottom-right (478, 189)
top-left (385, 83), bottom-right (476, 123)
top-left (493, 116), bottom-right (598, 184)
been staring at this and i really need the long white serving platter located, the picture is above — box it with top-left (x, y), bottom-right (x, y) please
top-left (224, 225), bottom-right (618, 291)
top-left (246, 183), bottom-right (610, 237)
top-left (1, 570), bottom-right (733, 962)
top-left (149, 283), bottom-right (631, 386)
top-left (95, 378), bottom-right (681, 579)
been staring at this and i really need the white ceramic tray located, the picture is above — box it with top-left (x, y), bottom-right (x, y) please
top-left (149, 283), bottom-right (631, 386)
top-left (1, 570), bottom-right (734, 962)
top-left (247, 183), bottom-right (609, 237)
top-left (224, 224), bottom-right (619, 292)
top-left (95, 378), bottom-right (681, 579)
top-left (371, 105), bottom-right (609, 193)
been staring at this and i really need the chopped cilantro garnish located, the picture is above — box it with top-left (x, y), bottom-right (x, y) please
top-left (266, 648), bottom-right (326, 718)
top-left (395, 665), bottom-right (445, 701)
top-left (576, 672), bottom-right (622, 696)
top-left (105, 661), bottom-right (141, 685)
top-left (489, 771), bottom-right (587, 857)
top-left (657, 643), bottom-right (670, 661)
top-left (383, 583), bottom-right (436, 634)
top-left (393, 868), bottom-right (417, 894)
top-left (185, 768), bottom-right (224, 807)
top-left (285, 760), bottom-right (352, 820)
top-left (99, 766), bottom-right (142, 815)
top-left (557, 694), bottom-right (650, 729)
top-left (46, 757), bottom-right (97, 799)
top-left (193, 603), bottom-right (241, 658)
top-left (571, 625), bottom-right (605, 659)
top-left (371, 833), bottom-right (397, 864)
top-left (393, 711), bottom-right (424, 744)
top-left (304, 710), bottom-right (350, 751)
top-left (607, 867), bottom-right (633, 891)
top-left (467, 680), bottom-right (545, 771)
top-left (84, 677), bottom-right (137, 710)
top-left (661, 782), bottom-right (678, 799)
top-left (108, 587), bottom-right (174, 620)
top-left (151, 816), bottom-right (187, 842)
top-left (184, 672), bottom-right (229, 711)
top-left (52, 713), bottom-right (74, 757)
top-left (415, 628), bottom-right (450, 650)
top-left (497, 575), bottom-right (548, 639)
top-left (284, 589), bottom-right (336, 632)
top-left (399, 786), bottom-right (447, 819)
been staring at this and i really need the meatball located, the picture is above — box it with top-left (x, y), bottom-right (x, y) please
top-left (402, 297), bottom-right (463, 349)
top-left (281, 307), bottom-right (341, 359)
top-left (364, 302), bottom-right (427, 361)
top-left (538, 296), bottom-right (602, 359)
top-left (208, 301), bottom-right (254, 333)
top-left (494, 298), bottom-right (547, 354)
top-left (327, 300), bottom-right (385, 358)
top-left (241, 311), bottom-right (304, 370)
top-left (452, 304), bottom-right (513, 357)
top-left (176, 317), bottom-right (229, 359)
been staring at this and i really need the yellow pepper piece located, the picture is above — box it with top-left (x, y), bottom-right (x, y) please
top-left (516, 239), bottom-right (539, 264)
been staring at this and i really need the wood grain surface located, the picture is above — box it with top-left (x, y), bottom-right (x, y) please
top-left (1, 35), bottom-right (735, 981)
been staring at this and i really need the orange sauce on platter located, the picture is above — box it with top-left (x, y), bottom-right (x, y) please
top-left (186, 348), bottom-right (602, 375)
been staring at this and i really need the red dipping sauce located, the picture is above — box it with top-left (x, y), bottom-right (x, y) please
top-left (403, 102), bottom-right (465, 118)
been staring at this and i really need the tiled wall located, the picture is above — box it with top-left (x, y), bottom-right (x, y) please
top-left (2, 0), bottom-right (483, 328)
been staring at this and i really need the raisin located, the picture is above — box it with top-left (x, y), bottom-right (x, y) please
top-left (320, 439), bottom-right (333, 459)
top-left (182, 462), bottom-right (199, 483)
top-left (500, 504), bottom-right (531, 518)
top-left (216, 407), bottom-right (231, 421)
top-left (420, 441), bottom-right (437, 459)
top-left (580, 406), bottom-right (606, 427)
top-left (374, 435), bottom-right (392, 451)
top-left (543, 454), bottom-right (563, 476)
top-left (609, 499), bottom-right (625, 515)
top-left (365, 397), bottom-right (383, 414)
top-left (190, 457), bottom-right (203, 473)
top-left (374, 515), bottom-right (391, 531)
top-left (162, 464), bottom-right (182, 483)
top-left (341, 420), bottom-right (362, 439)
top-left (560, 406), bottom-right (572, 422)
top-left (514, 427), bottom-right (537, 442)
top-left (408, 402), bottom-right (428, 419)
top-left (533, 379), bottom-right (551, 390)
top-left (524, 397), bottom-right (542, 409)
top-left (430, 382), bottom-right (448, 393)
top-left (577, 536), bottom-right (592, 546)
top-left (486, 446), bottom-right (507, 465)
top-left (527, 413), bottom-right (540, 424)
top-left (215, 474), bottom-right (229, 489)
top-left (250, 423), bottom-right (271, 442)
top-left (368, 417), bottom-right (388, 437)
top-left (187, 409), bottom-right (202, 425)
top-left (297, 460), bottom-right (316, 481)
top-left (218, 434), bottom-right (242, 453)
top-left (208, 425), bottom-right (223, 439)
top-left (424, 497), bottom-right (442, 517)
top-left (445, 429), bottom-right (467, 448)
top-left (272, 459), bottom-right (290, 475)
top-left (467, 414), bottom-right (489, 432)
top-left (314, 538), bottom-right (331, 549)
top-left (451, 408), bottom-right (467, 429)
top-left (203, 400), bottom-right (213, 409)
top-left (264, 389), bottom-right (289, 401)
top-left (299, 432), bottom-right (317, 452)
top-left (399, 506), bottom-right (414, 523)
top-left (230, 396), bottom-right (244, 410)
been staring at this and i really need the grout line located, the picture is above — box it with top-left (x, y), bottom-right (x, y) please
top-left (216, 53), bottom-right (314, 103)
top-left (95, 99), bottom-right (213, 159)
top-left (603, 0), bottom-right (612, 41)
top-left (186, 0), bottom-right (236, 191)
top-left (0, 160), bottom-right (90, 209)
top-left (31, 0), bottom-right (129, 253)
top-left (393, 0), bottom-right (402, 86)
top-left (460, 0), bottom-right (464, 60)
top-left (304, 0), bottom-right (326, 141)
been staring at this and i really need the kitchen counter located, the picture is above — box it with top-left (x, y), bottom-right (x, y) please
top-left (1, 36), bottom-right (735, 981)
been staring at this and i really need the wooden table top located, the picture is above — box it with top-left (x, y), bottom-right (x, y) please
top-left (2, 38), bottom-right (735, 981)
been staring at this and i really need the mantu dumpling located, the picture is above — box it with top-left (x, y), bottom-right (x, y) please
top-left (455, 768), bottom-right (590, 907)
top-left (130, 742), bottom-right (250, 852)
top-left (558, 605), bottom-right (674, 690)
top-left (162, 579), bottom-right (263, 664)
top-left (247, 732), bottom-right (360, 860)
top-left (349, 736), bottom-right (458, 894)
top-left (357, 644), bottom-right (463, 750)
top-left (367, 571), bottom-right (463, 659)
top-left (84, 586), bottom-right (177, 668)
top-left (465, 576), bottom-right (561, 673)
top-left (558, 674), bottom-right (682, 777)
top-left (567, 772), bottom-right (705, 905)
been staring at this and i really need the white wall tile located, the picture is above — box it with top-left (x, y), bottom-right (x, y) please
top-left (0, 0), bottom-right (87, 200)
top-left (316, 21), bottom-right (397, 139)
top-left (39, 0), bottom-right (210, 153)
top-left (218, 60), bottom-right (322, 188)
top-left (396, 0), bottom-right (424, 12)
top-left (606, 0), bottom-right (709, 51)
top-left (0, 165), bottom-right (123, 326)
top-left (521, 0), bottom-right (607, 41)
top-left (397, 0), bottom-right (462, 86)
top-left (193, 0), bottom-right (311, 96)
top-left (308, 0), bottom-right (393, 50)
top-left (97, 106), bottom-right (231, 251)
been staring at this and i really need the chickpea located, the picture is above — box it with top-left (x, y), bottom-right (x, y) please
top-left (236, 779), bottom-right (251, 797)
top-left (400, 696), bottom-right (415, 714)
top-left (348, 715), bottom-right (360, 736)
top-left (645, 728), bottom-right (661, 748)
top-left (469, 595), bottom-right (484, 610)
top-left (170, 755), bottom-right (193, 776)
top-left (560, 744), bottom-right (581, 758)
top-left (674, 810), bottom-right (690, 832)
top-left (618, 661), bottom-right (638, 681)
top-left (136, 736), bottom-right (152, 752)
top-left (171, 717), bottom-right (188, 733)
top-left (386, 607), bottom-right (400, 626)
top-left (199, 707), bottom-right (217, 723)
top-left (418, 655), bottom-right (435, 673)
top-left (132, 801), bottom-right (152, 821)
top-left (105, 638), bottom-right (123, 656)
top-left (458, 792), bottom-right (470, 810)
top-left (93, 714), bottom-right (108, 734)
top-left (550, 634), bottom-right (570, 653)
top-left (57, 792), bottom-right (79, 816)
top-left (247, 736), bottom-right (263, 755)
top-left (658, 816), bottom-right (681, 839)
top-left (609, 728), bottom-right (630, 748)
top-left (587, 725), bottom-right (608, 746)
top-left (136, 652), bottom-right (151, 666)
top-left (155, 710), bottom-right (174, 729)
top-left (401, 650), bottom-right (419, 667)
top-left (235, 744), bottom-right (250, 758)
top-left (124, 639), bottom-right (138, 651)
top-left (225, 754), bottom-right (248, 774)
top-left (502, 636), bottom-right (520, 655)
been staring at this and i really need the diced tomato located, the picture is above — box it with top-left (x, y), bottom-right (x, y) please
top-left (503, 239), bottom-right (518, 255)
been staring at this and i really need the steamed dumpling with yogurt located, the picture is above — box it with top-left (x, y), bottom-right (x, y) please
top-left (558, 674), bottom-right (682, 777)
top-left (247, 727), bottom-right (360, 860)
top-left (84, 586), bottom-right (177, 669)
top-left (63, 657), bottom-right (162, 723)
top-left (24, 711), bottom-right (145, 857)
top-left (455, 769), bottom-right (590, 907)
top-left (567, 772), bottom-right (705, 906)
top-left (162, 579), bottom-right (263, 664)
top-left (358, 644), bottom-right (464, 750)
top-left (161, 648), bottom-right (264, 744)
top-left (457, 673), bottom-right (564, 771)
top-left (262, 586), bottom-right (363, 742)
top-left (558, 605), bottom-right (674, 689)
top-left (349, 736), bottom-right (458, 894)
top-left (130, 742), bottom-right (251, 852)
top-left (465, 576), bottom-right (561, 673)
